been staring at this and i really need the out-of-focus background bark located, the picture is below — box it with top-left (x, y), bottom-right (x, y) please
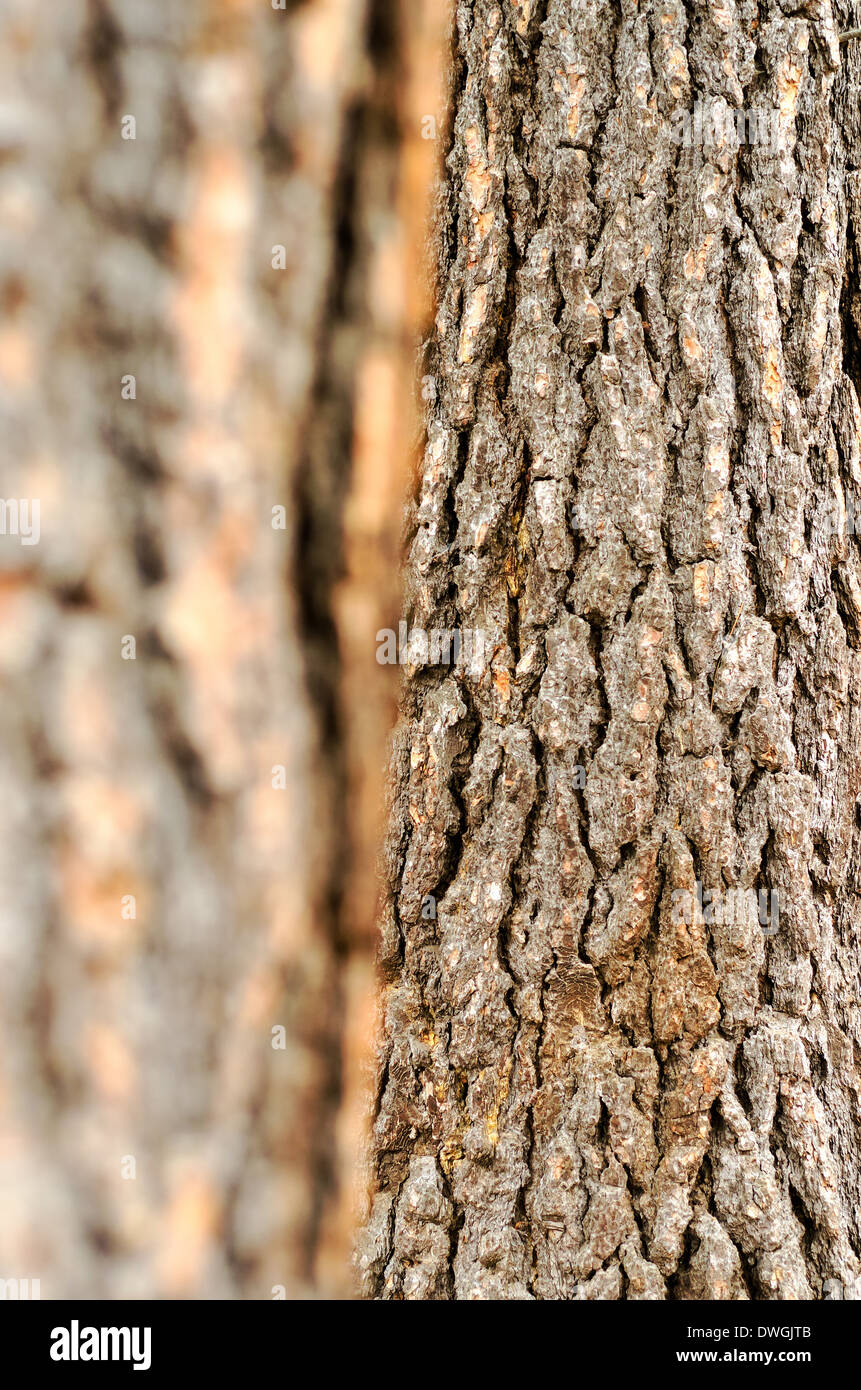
top-left (0, 0), bottom-right (450, 1299)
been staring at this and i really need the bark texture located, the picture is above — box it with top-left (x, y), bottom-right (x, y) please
top-left (0, 0), bottom-right (444, 1299)
top-left (361, 0), bottom-right (861, 1300)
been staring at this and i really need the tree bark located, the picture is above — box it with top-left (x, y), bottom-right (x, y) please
top-left (0, 0), bottom-right (444, 1300)
top-left (361, 0), bottom-right (861, 1300)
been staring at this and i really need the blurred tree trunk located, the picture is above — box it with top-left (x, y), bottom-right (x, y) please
top-left (0, 0), bottom-right (446, 1299)
top-left (361, 0), bottom-right (861, 1300)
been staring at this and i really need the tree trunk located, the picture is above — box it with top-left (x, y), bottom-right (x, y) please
top-left (361, 0), bottom-right (861, 1301)
top-left (0, 0), bottom-right (444, 1300)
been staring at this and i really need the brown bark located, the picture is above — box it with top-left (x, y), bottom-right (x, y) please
top-left (0, 0), bottom-right (443, 1300)
top-left (361, 0), bottom-right (861, 1300)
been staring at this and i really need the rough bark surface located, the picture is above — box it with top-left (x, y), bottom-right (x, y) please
top-left (361, 0), bottom-right (861, 1300)
top-left (0, 0), bottom-right (443, 1299)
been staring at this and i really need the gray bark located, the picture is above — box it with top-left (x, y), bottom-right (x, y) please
top-left (361, 0), bottom-right (861, 1300)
